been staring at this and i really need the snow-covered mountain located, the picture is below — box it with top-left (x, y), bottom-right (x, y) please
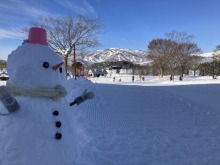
top-left (76, 48), bottom-right (151, 66)
top-left (197, 52), bottom-right (214, 63)
top-left (75, 48), bottom-right (216, 66)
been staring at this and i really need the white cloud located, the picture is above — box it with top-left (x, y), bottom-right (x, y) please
top-left (0, 0), bottom-right (59, 40)
top-left (81, 0), bottom-right (98, 17)
top-left (55, 0), bottom-right (98, 18)
top-left (0, 0), bottom-right (55, 26)
top-left (0, 0), bottom-right (97, 40)
top-left (0, 28), bottom-right (25, 40)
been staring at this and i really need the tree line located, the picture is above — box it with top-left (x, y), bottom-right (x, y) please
top-left (199, 45), bottom-right (220, 78)
top-left (199, 61), bottom-right (220, 78)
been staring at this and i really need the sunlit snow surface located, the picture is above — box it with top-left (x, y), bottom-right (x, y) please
top-left (1, 75), bottom-right (220, 165)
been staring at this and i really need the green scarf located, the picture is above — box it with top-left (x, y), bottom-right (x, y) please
top-left (6, 82), bottom-right (67, 101)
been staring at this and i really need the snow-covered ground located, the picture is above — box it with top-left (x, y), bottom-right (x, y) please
top-left (1, 75), bottom-right (220, 164)
top-left (90, 75), bottom-right (220, 86)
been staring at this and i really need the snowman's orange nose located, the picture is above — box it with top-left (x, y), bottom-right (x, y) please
top-left (52, 62), bottom-right (64, 70)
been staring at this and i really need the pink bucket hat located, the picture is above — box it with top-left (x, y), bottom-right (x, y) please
top-left (27, 27), bottom-right (48, 46)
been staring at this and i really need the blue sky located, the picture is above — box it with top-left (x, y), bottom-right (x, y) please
top-left (1, 0), bottom-right (220, 60)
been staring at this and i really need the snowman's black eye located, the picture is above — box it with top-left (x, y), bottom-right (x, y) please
top-left (43, 62), bottom-right (49, 68)
top-left (59, 67), bottom-right (62, 73)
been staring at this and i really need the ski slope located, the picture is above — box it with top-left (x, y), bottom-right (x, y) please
top-left (73, 77), bottom-right (220, 165)
top-left (1, 76), bottom-right (220, 164)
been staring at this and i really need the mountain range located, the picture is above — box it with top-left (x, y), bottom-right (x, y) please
top-left (75, 48), bottom-right (151, 66)
top-left (74, 48), bottom-right (214, 66)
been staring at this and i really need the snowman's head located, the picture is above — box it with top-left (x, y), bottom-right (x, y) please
top-left (6, 28), bottom-right (66, 88)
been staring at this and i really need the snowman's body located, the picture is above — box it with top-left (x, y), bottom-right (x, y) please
top-left (0, 32), bottom-right (82, 165)
top-left (0, 96), bottom-right (80, 165)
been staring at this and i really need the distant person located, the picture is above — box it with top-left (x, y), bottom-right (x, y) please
top-left (142, 76), bottom-right (145, 81)
top-left (179, 75), bottom-right (183, 81)
top-left (170, 75), bottom-right (172, 81)
top-left (132, 75), bottom-right (134, 82)
top-left (113, 76), bottom-right (115, 82)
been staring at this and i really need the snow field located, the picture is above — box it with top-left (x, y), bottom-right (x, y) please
top-left (75, 80), bottom-right (220, 164)
top-left (1, 76), bottom-right (220, 164)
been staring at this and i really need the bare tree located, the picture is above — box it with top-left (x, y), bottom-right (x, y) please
top-left (165, 30), bottom-right (194, 43)
top-left (178, 43), bottom-right (201, 77)
top-left (20, 15), bottom-right (103, 78)
top-left (147, 39), bottom-right (171, 78)
top-left (148, 38), bottom-right (182, 80)
top-left (147, 31), bottom-right (200, 80)
top-left (166, 40), bottom-right (180, 80)
top-left (166, 30), bottom-right (201, 78)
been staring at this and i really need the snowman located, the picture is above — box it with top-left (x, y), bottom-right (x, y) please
top-left (0, 27), bottom-right (93, 165)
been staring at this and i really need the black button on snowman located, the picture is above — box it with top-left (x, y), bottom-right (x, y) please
top-left (56, 121), bottom-right (62, 128)
top-left (53, 110), bottom-right (62, 140)
top-left (53, 110), bottom-right (59, 116)
top-left (55, 132), bottom-right (62, 140)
